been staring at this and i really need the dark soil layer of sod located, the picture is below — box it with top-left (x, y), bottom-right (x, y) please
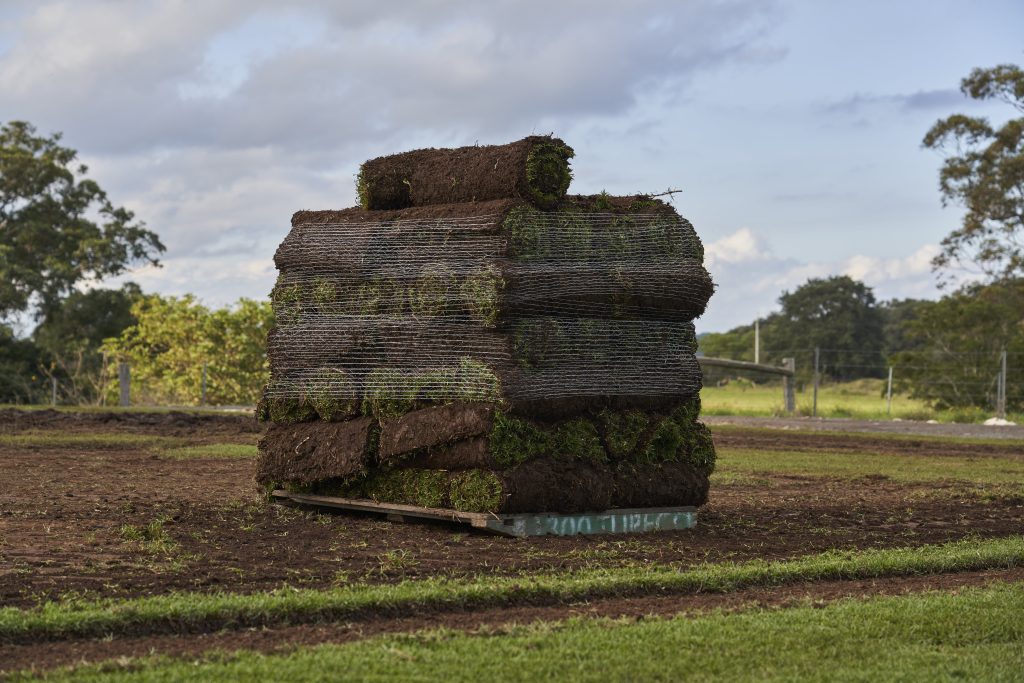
top-left (356, 136), bottom-right (574, 210)
top-left (2, 412), bottom-right (1023, 613)
top-left (6, 566), bottom-right (1022, 676)
top-left (256, 418), bottom-right (378, 487)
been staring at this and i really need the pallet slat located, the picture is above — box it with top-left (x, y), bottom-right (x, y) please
top-left (272, 490), bottom-right (696, 537)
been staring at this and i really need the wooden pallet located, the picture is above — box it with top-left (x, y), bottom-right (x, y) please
top-left (271, 490), bottom-right (697, 537)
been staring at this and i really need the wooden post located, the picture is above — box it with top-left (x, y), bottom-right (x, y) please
top-left (51, 376), bottom-right (57, 406)
top-left (998, 349), bottom-right (1008, 419)
top-left (118, 361), bottom-right (130, 408)
top-left (201, 362), bottom-right (208, 406)
top-left (754, 319), bottom-right (760, 365)
top-left (782, 357), bottom-right (796, 414)
top-left (886, 366), bottom-right (893, 416)
top-left (812, 347), bottom-right (819, 418)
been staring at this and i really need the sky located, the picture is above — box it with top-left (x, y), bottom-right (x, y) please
top-left (0, 0), bottom-right (1021, 332)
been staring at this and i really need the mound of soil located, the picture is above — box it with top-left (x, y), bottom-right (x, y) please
top-left (358, 136), bottom-right (573, 210)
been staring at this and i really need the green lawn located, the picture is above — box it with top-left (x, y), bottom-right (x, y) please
top-left (0, 431), bottom-right (188, 451)
top-left (715, 446), bottom-right (1024, 490)
top-left (21, 582), bottom-right (1024, 682)
top-left (701, 379), bottom-right (1023, 423)
top-left (158, 443), bottom-right (257, 459)
top-left (3, 536), bottom-right (1021, 645)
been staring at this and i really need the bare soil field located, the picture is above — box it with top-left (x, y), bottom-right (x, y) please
top-left (2, 409), bottom-right (1022, 676)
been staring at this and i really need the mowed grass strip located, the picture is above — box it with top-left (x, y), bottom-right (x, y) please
top-left (0, 431), bottom-right (256, 459)
top-left (2, 536), bottom-right (1022, 645)
top-left (717, 447), bottom-right (1024, 486)
top-left (0, 431), bottom-right (187, 451)
top-left (158, 443), bottom-right (257, 459)
top-left (19, 583), bottom-right (1024, 682)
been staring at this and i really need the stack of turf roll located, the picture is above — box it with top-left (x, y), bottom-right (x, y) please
top-left (257, 135), bottom-right (717, 514)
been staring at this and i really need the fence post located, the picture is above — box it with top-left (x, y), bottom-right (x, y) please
top-left (998, 349), bottom-right (1008, 419)
top-left (201, 362), bottom-right (208, 406)
top-left (886, 366), bottom-right (893, 416)
top-left (51, 376), bottom-right (57, 406)
top-left (754, 319), bottom-right (760, 365)
top-left (782, 357), bottom-right (796, 414)
top-left (812, 347), bottom-right (819, 418)
top-left (118, 362), bottom-right (130, 408)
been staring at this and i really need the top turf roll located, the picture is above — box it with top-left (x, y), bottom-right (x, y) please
top-left (357, 136), bottom-right (574, 210)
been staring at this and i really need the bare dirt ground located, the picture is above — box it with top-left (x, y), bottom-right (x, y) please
top-left (704, 414), bottom-right (1024, 440)
top-left (1, 409), bottom-right (1022, 675)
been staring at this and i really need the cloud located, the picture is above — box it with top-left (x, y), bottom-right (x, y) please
top-left (0, 0), bottom-right (786, 311)
top-left (0, 1), bottom-right (783, 155)
top-left (705, 227), bottom-right (767, 267)
top-left (702, 228), bottom-right (942, 331)
top-left (822, 88), bottom-right (967, 116)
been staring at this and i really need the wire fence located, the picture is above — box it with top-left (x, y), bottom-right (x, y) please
top-left (29, 347), bottom-right (1021, 419)
top-left (700, 346), bottom-right (1018, 418)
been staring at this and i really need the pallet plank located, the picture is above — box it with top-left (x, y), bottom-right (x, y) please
top-left (272, 490), bottom-right (696, 537)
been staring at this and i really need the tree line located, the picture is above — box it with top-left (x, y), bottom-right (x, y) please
top-left (0, 121), bottom-right (271, 406)
top-left (698, 275), bottom-right (1023, 410)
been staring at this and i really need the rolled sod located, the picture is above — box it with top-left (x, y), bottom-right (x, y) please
top-left (278, 195), bottom-right (704, 272)
top-left (268, 261), bottom-right (713, 324)
top-left (256, 398), bottom-right (715, 493)
top-left (325, 458), bottom-right (710, 513)
top-left (357, 136), bottom-right (574, 210)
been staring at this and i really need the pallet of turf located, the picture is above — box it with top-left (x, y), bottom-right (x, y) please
top-left (257, 136), bottom-right (717, 535)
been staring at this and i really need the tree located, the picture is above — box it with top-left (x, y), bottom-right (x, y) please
top-left (102, 295), bottom-right (274, 405)
top-left (923, 64), bottom-right (1024, 283)
top-left (766, 276), bottom-right (885, 381)
top-left (0, 324), bottom-right (45, 403)
top-left (892, 279), bottom-right (1023, 410)
top-left (879, 298), bottom-right (934, 357)
top-left (33, 284), bottom-right (142, 404)
top-left (0, 121), bottom-right (164, 319)
top-left (698, 324), bottom-right (758, 362)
